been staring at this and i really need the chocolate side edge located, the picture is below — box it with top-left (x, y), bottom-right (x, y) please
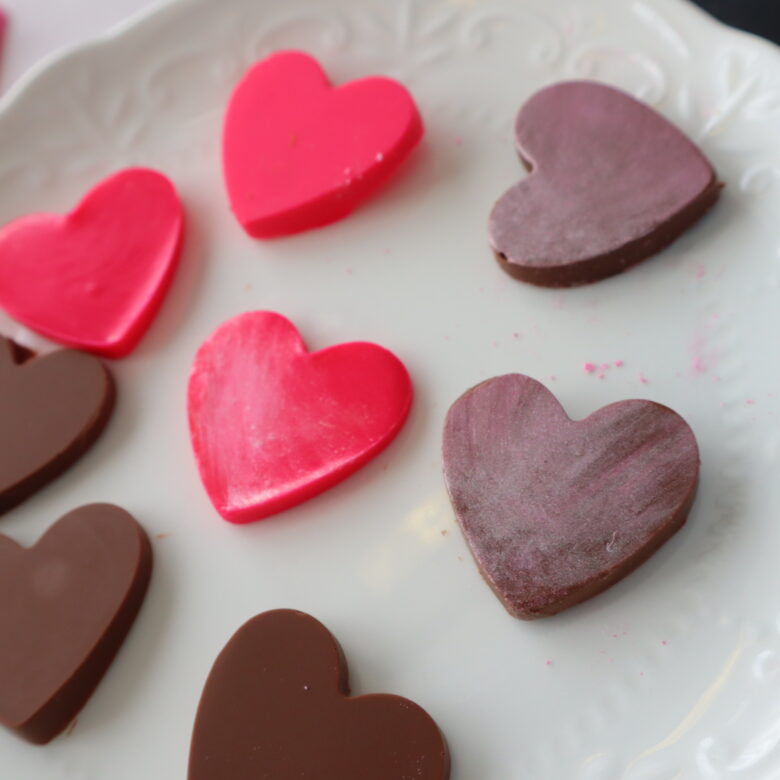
top-left (494, 176), bottom-right (723, 288)
top-left (506, 476), bottom-right (699, 620)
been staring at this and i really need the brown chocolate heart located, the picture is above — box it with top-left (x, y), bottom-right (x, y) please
top-left (488, 81), bottom-right (721, 287)
top-left (0, 504), bottom-right (152, 743)
top-left (189, 609), bottom-right (450, 780)
top-left (442, 374), bottom-right (699, 618)
top-left (0, 337), bottom-right (114, 514)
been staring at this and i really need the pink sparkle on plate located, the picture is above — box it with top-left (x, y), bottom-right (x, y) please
top-left (583, 362), bottom-right (596, 374)
top-left (639, 372), bottom-right (649, 384)
top-left (614, 360), bottom-right (624, 368)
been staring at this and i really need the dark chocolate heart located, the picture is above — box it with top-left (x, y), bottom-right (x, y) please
top-left (488, 81), bottom-right (721, 287)
top-left (0, 337), bottom-right (114, 514)
top-left (442, 374), bottom-right (699, 618)
top-left (189, 609), bottom-right (450, 780)
top-left (0, 504), bottom-right (152, 743)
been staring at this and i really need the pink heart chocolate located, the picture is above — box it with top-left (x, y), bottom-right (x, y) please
top-left (488, 81), bottom-right (721, 287)
top-left (187, 311), bottom-right (412, 523)
top-left (223, 50), bottom-right (423, 237)
top-left (442, 374), bottom-right (699, 618)
top-left (0, 168), bottom-right (184, 357)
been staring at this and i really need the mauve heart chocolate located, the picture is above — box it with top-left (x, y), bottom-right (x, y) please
top-left (0, 504), bottom-right (151, 743)
top-left (489, 81), bottom-right (721, 287)
top-left (0, 337), bottom-right (114, 514)
top-left (442, 375), bottom-right (699, 618)
top-left (189, 609), bottom-right (450, 780)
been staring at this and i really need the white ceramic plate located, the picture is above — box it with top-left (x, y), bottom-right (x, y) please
top-left (2, 0), bottom-right (780, 777)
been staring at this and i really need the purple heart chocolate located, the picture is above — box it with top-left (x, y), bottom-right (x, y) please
top-left (488, 81), bottom-right (721, 287)
top-left (442, 374), bottom-right (699, 618)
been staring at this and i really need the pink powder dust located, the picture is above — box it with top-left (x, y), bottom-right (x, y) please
top-left (583, 362), bottom-right (597, 374)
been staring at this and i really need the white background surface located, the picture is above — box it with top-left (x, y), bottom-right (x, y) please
top-left (1, 0), bottom-right (155, 89)
top-left (3, 0), bottom-right (780, 778)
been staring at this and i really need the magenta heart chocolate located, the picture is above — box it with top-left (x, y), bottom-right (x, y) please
top-left (442, 374), bottom-right (699, 618)
top-left (488, 81), bottom-right (721, 287)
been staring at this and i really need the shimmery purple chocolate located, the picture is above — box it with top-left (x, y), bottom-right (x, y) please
top-left (442, 374), bottom-right (699, 619)
top-left (488, 81), bottom-right (720, 287)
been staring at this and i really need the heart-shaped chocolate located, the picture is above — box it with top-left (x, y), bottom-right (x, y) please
top-left (0, 504), bottom-right (152, 743)
top-left (187, 311), bottom-right (412, 523)
top-left (223, 50), bottom-right (423, 237)
top-left (0, 168), bottom-right (184, 357)
top-left (189, 609), bottom-right (449, 780)
top-left (488, 81), bottom-right (721, 287)
top-left (442, 374), bottom-right (699, 618)
top-left (0, 337), bottom-right (114, 514)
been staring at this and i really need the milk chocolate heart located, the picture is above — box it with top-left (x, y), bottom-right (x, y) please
top-left (488, 81), bottom-right (721, 287)
top-left (443, 374), bottom-right (699, 618)
top-left (0, 337), bottom-right (114, 514)
top-left (189, 609), bottom-right (450, 780)
top-left (0, 504), bottom-right (152, 743)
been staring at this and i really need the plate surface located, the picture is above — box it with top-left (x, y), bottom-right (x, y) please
top-left (1, 0), bottom-right (780, 777)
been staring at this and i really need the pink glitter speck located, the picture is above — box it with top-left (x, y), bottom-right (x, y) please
top-left (597, 373), bottom-right (605, 380)
top-left (746, 399), bottom-right (755, 405)
top-left (661, 640), bottom-right (668, 646)
top-left (583, 362), bottom-right (596, 374)
top-left (545, 660), bottom-right (553, 667)
top-left (601, 363), bottom-right (610, 370)
top-left (614, 360), bottom-right (624, 368)
top-left (639, 372), bottom-right (649, 384)
top-left (512, 332), bottom-right (520, 339)
top-left (691, 356), bottom-right (706, 374)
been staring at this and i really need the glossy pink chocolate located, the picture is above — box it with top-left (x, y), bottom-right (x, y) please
top-left (188, 311), bottom-right (412, 523)
top-left (0, 10), bottom-right (6, 73)
top-left (0, 168), bottom-right (183, 357)
top-left (443, 374), bottom-right (699, 618)
top-left (489, 81), bottom-right (720, 287)
top-left (223, 50), bottom-right (423, 237)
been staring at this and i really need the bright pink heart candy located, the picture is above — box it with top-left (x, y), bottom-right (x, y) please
top-left (0, 168), bottom-right (184, 358)
top-left (223, 50), bottom-right (424, 238)
top-left (187, 311), bottom-right (413, 523)
top-left (0, 10), bottom-right (6, 73)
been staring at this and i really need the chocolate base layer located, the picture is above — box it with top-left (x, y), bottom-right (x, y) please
top-left (0, 504), bottom-right (152, 743)
top-left (0, 338), bottom-right (115, 515)
top-left (495, 178), bottom-right (722, 288)
top-left (189, 609), bottom-right (450, 779)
